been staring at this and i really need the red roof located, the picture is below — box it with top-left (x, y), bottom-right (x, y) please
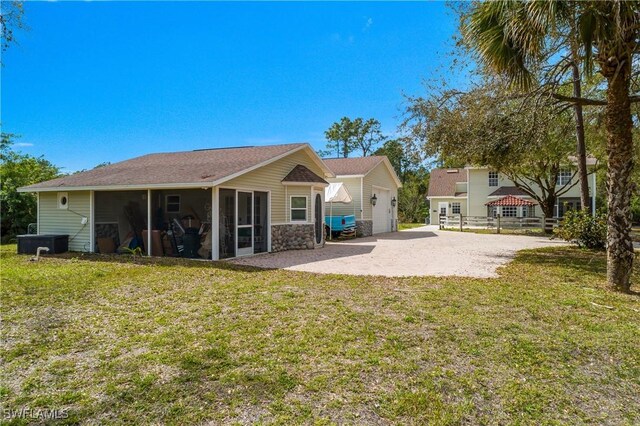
top-left (485, 195), bottom-right (535, 207)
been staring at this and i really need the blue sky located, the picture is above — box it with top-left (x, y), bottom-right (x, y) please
top-left (2, 1), bottom-right (462, 172)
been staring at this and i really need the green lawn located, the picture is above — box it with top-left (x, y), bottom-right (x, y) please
top-left (1, 245), bottom-right (639, 425)
top-left (398, 223), bottom-right (427, 230)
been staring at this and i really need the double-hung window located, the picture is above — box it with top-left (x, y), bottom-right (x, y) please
top-left (451, 202), bottom-right (461, 215)
top-left (556, 169), bottom-right (572, 186)
top-left (488, 171), bottom-right (499, 187)
top-left (290, 196), bottom-right (307, 221)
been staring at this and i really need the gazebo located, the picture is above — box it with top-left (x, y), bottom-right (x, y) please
top-left (485, 195), bottom-right (536, 218)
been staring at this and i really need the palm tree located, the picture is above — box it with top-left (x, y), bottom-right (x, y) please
top-left (463, 0), bottom-right (639, 293)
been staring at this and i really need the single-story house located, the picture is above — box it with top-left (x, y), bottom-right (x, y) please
top-left (323, 156), bottom-right (402, 236)
top-left (18, 143), bottom-right (335, 259)
top-left (426, 162), bottom-right (597, 225)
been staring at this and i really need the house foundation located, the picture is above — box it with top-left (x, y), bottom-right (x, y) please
top-left (356, 220), bottom-right (373, 237)
top-left (271, 224), bottom-right (315, 252)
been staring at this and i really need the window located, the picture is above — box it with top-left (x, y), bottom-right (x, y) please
top-left (451, 202), bottom-right (461, 214)
top-left (290, 196), bottom-right (307, 221)
top-left (488, 171), bottom-right (498, 187)
top-left (166, 195), bottom-right (181, 213)
top-left (502, 206), bottom-right (517, 217)
top-left (522, 206), bottom-right (528, 218)
top-left (556, 169), bottom-right (572, 186)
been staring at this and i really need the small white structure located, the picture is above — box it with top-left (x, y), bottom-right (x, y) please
top-left (325, 182), bottom-right (354, 237)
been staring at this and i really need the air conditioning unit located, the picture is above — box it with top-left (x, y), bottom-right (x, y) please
top-left (57, 192), bottom-right (69, 209)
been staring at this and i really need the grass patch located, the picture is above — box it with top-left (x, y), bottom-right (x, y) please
top-left (399, 223), bottom-right (427, 230)
top-left (1, 245), bottom-right (639, 424)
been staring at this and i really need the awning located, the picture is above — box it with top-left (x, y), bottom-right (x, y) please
top-left (325, 182), bottom-right (353, 203)
top-left (485, 195), bottom-right (535, 207)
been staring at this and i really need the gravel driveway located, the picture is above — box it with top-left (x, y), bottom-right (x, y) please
top-left (229, 225), bottom-right (565, 278)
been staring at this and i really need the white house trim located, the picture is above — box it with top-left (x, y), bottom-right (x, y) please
top-left (146, 190), bottom-right (152, 256)
top-left (211, 187), bottom-right (219, 260)
top-left (36, 192), bottom-right (40, 234)
top-left (89, 190), bottom-right (95, 252)
top-left (360, 177), bottom-right (364, 219)
top-left (281, 181), bottom-right (329, 187)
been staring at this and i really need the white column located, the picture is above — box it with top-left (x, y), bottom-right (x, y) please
top-left (211, 187), bottom-right (219, 260)
top-left (89, 190), bottom-right (95, 252)
top-left (147, 189), bottom-right (152, 256)
top-left (36, 192), bottom-right (40, 234)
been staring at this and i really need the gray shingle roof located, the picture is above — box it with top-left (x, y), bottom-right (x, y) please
top-left (427, 169), bottom-right (467, 197)
top-left (282, 165), bottom-right (328, 185)
top-left (21, 143), bottom-right (312, 190)
top-left (488, 186), bottom-right (529, 197)
top-left (323, 156), bottom-right (385, 176)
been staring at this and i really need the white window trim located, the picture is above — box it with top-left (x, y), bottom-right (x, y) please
top-left (290, 195), bottom-right (308, 222)
top-left (451, 202), bottom-right (461, 215)
top-left (502, 206), bottom-right (517, 217)
top-left (165, 194), bottom-right (181, 213)
top-left (556, 169), bottom-right (572, 186)
top-left (488, 171), bottom-right (498, 187)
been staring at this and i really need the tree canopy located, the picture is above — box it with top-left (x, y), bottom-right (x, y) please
top-left (323, 117), bottom-right (385, 158)
top-left (0, 134), bottom-right (60, 239)
top-left (462, 0), bottom-right (640, 292)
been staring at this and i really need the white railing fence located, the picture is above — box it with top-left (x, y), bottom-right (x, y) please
top-left (439, 215), bottom-right (562, 233)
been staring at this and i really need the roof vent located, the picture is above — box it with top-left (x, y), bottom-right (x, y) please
top-left (446, 169), bottom-right (459, 173)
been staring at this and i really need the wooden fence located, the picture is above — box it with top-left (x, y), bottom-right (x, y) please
top-left (439, 215), bottom-right (562, 233)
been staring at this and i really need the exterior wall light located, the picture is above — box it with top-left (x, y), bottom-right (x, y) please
top-left (391, 197), bottom-right (397, 207)
top-left (371, 194), bottom-right (378, 206)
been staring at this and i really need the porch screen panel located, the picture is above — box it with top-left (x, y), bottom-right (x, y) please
top-left (219, 189), bottom-right (236, 259)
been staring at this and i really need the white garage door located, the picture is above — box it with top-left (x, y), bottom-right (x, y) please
top-left (372, 188), bottom-right (391, 234)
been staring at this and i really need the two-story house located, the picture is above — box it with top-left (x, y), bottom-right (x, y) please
top-left (426, 162), bottom-right (597, 225)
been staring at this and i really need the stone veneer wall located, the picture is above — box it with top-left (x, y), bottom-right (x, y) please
top-left (356, 220), bottom-right (373, 238)
top-left (271, 224), bottom-right (315, 252)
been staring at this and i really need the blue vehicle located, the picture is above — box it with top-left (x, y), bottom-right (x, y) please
top-left (325, 214), bottom-right (356, 239)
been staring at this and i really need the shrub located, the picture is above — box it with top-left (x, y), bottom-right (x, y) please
top-left (554, 209), bottom-right (606, 250)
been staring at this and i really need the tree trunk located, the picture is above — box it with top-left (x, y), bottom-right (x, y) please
top-left (605, 64), bottom-right (634, 293)
top-left (571, 62), bottom-right (590, 213)
top-left (540, 197), bottom-right (556, 234)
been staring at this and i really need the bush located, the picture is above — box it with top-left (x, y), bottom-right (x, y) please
top-left (554, 209), bottom-right (606, 250)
